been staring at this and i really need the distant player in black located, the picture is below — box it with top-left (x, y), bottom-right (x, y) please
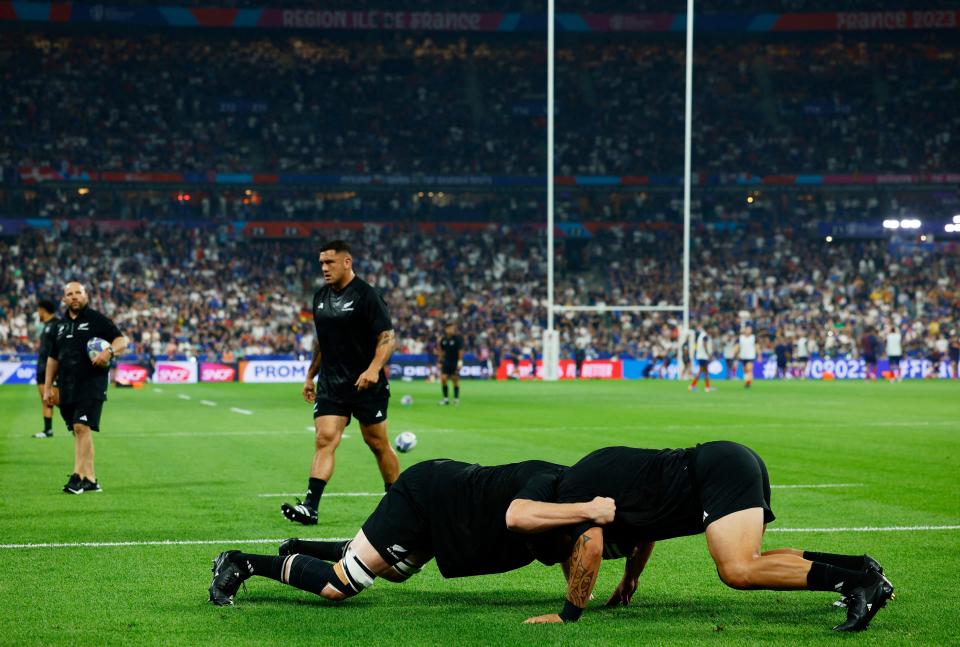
top-left (438, 321), bottom-right (464, 405)
top-left (43, 282), bottom-right (127, 494)
top-left (282, 240), bottom-right (399, 526)
top-left (508, 442), bottom-right (894, 631)
top-left (32, 299), bottom-right (61, 438)
top-left (210, 458), bottom-right (617, 611)
top-left (774, 333), bottom-right (792, 379)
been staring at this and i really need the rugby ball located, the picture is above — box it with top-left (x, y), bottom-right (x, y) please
top-left (87, 337), bottom-right (111, 361)
top-left (400, 394), bottom-right (414, 407)
top-left (394, 432), bottom-right (417, 453)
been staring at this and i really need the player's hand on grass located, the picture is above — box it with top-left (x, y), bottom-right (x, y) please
top-left (587, 496), bottom-right (616, 525)
top-left (302, 379), bottom-right (316, 403)
top-left (523, 614), bottom-right (563, 624)
top-left (355, 368), bottom-right (380, 391)
top-left (604, 576), bottom-right (638, 607)
top-left (92, 349), bottom-right (112, 367)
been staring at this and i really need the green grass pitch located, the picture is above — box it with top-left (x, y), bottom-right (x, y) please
top-left (1, 379), bottom-right (958, 646)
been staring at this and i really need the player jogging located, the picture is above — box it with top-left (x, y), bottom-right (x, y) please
top-left (210, 459), bottom-right (615, 614)
top-left (31, 299), bottom-right (61, 438)
top-left (282, 240), bottom-right (399, 526)
top-left (43, 282), bottom-right (127, 493)
top-left (736, 325), bottom-right (758, 388)
top-left (722, 331), bottom-right (737, 380)
top-left (509, 441), bottom-right (895, 631)
top-left (688, 327), bottom-right (713, 392)
top-left (438, 321), bottom-right (464, 405)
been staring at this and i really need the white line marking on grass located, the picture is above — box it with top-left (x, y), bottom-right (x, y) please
top-left (767, 525), bottom-right (960, 533)
top-left (230, 407), bottom-right (253, 415)
top-left (200, 400), bottom-right (217, 407)
top-left (0, 538), bottom-right (351, 550)
top-left (257, 492), bottom-right (382, 498)
top-left (152, 388), bottom-right (163, 393)
top-left (177, 394), bottom-right (191, 400)
top-left (4, 525), bottom-right (959, 550)
top-left (771, 483), bottom-right (864, 489)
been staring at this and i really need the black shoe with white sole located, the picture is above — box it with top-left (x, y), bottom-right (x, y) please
top-left (209, 551), bottom-right (250, 606)
top-left (32, 430), bottom-right (53, 438)
top-left (63, 473), bottom-right (83, 494)
top-left (834, 554), bottom-right (889, 608)
top-left (280, 499), bottom-right (318, 525)
top-left (833, 571), bottom-right (895, 632)
top-left (80, 478), bottom-right (102, 493)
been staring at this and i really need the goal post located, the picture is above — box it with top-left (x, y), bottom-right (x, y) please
top-left (542, 0), bottom-right (695, 381)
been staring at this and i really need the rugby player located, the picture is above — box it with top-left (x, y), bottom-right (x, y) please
top-left (437, 321), bottom-right (464, 405)
top-left (283, 240), bottom-right (399, 525)
top-left (508, 441), bottom-right (894, 631)
top-left (211, 459), bottom-right (615, 613)
top-left (31, 299), bottom-right (61, 438)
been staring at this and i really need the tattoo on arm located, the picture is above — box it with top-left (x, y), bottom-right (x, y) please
top-left (566, 531), bottom-right (601, 608)
top-left (377, 330), bottom-right (395, 348)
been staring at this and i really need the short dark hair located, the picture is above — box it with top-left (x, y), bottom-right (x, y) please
top-left (319, 239), bottom-right (351, 255)
top-left (38, 299), bottom-right (58, 313)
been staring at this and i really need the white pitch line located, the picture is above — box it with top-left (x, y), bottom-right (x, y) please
top-left (771, 483), bottom-right (863, 489)
top-left (152, 388), bottom-right (163, 393)
top-left (230, 407), bottom-right (253, 415)
top-left (200, 400), bottom-right (217, 407)
top-left (3, 525), bottom-right (959, 550)
top-left (767, 525), bottom-right (960, 533)
top-left (257, 492), bottom-right (381, 498)
top-left (177, 394), bottom-right (191, 400)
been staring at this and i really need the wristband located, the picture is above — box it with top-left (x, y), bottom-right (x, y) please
top-left (558, 599), bottom-right (583, 623)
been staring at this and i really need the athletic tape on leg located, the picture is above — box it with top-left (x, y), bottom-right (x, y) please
top-left (341, 546), bottom-right (376, 591)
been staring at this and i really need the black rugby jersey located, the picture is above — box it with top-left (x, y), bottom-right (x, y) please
top-left (439, 334), bottom-right (464, 366)
top-left (312, 276), bottom-right (392, 402)
top-left (49, 306), bottom-right (122, 404)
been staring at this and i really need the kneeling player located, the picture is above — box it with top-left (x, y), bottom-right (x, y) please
top-left (209, 458), bottom-right (614, 612)
top-left (508, 441), bottom-right (895, 632)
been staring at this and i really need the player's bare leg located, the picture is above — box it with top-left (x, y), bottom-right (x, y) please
top-left (310, 415), bottom-right (348, 481)
top-left (359, 420), bottom-right (399, 488)
top-left (282, 415), bottom-right (346, 524)
top-left (73, 423), bottom-right (95, 482)
top-left (705, 508), bottom-right (893, 631)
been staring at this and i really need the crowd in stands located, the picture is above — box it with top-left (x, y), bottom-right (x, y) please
top-left (2, 219), bottom-right (957, 366)
top-left (3, 32), bottom-right (958, 180)
top-left (3, 184), bottom-right (955, 226)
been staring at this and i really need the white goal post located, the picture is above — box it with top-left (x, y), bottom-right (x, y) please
top-left (542, 0), bottom-right (695, 381)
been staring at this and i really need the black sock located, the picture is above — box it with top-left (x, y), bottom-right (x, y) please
top-left (806, 562), bottom-right (875, 593)
top-left (230, 552), bottom-right (283, 581)
top-left (454, 385), bottom-right (459, 399)
top-left (803, 551), bottom-right (868, 571)
top-left (287, 554), bottom-right (357, 597)
top-left (290, 540), bottom-right (349, 562)
top-left (43, 416), bottom-right (52, 432)
top-left (304, 477), bottom-right (326, 510)
top-left (442, 384), bottom-right (449, 398)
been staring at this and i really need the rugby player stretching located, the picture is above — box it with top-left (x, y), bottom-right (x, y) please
top-left (510, 441), bottom-right (894, 632)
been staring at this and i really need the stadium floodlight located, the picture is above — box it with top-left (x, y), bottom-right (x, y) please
top-left (899, 218), bottom-right (922, 229)
top-left (882, 219), bottom-right (900, 229)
